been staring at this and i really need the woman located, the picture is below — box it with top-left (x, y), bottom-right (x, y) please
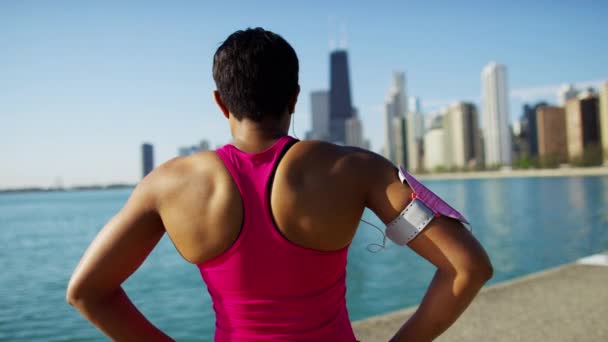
top-left (67, 27), bottom-right (492, 341)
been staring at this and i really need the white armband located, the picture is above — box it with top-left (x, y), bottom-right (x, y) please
top-left (385, 166), bottom-right (470, 246)
top-left (385, 198), bottom-right (435, 245)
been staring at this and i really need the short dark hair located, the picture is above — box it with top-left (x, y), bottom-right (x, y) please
top-left (213, 27), bottom-right (299, 122)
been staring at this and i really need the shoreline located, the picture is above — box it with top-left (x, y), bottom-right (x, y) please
top-left (414, 166), bottom-right (608, 181)
top-left (3, 167), bottom-right (608, 194)
top-left (0, 184), bottom-right (135, 195)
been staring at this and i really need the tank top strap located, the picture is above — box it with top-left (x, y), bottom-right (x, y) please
top-left (215, 135), bottom-right (298, 202)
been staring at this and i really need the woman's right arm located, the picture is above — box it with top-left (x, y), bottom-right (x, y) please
top-left (360, 152), bottom-right (493, 342)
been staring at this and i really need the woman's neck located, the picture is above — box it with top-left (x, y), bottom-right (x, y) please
top-left (230, 119), bottom-right (288, 153)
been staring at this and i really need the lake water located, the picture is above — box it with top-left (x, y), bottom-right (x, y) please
top-left (1, 176), bottom-right (607, 341)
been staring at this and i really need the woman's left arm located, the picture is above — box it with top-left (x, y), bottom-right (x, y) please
top-left (66, 172), bottom-right (173, 341)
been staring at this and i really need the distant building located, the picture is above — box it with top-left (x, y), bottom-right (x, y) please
top-left (565, 92), bottom-right (601, 162)
top-left (178, 140), bottom-right (210, 157)
top-left (406, 97), bottom-right (424, 172)
top-left (482, 62), bottom-right (512, 166)
top-left (393, 116), bottom-right (408, 168)
top-left (443, 102), bottom-right (482, 169)
top-left (423, 116), bottom-right (446, 171)
top-left (406, 111), bottom-right (424, 172)
top-left (519, 102), bottom-right (548, 157)
top-left (329, 50), bottom-right (354, 144)
top-left (537, 106), bottom-right (568, 165)
top-left (384, 72), bottom-right (408, 165)
top-left (408, 111), bottom-right (425, 140)
top-left (408, 96), bottom-right (421, 114)
top-left (424, 112), bottom-right (439, 133)
top-left (309, 90), bottom-right (330, 140)
top-left (599, 81), bottom-right (608, 164)
top-left (384, 102), bottom-right (396, 161)
top-left (141, 143), bottom-right (154, 179)
top-left (512, 120), bottom-right (524, 159)
top-left (345, 111), bottom-right (365, 148)
top-left (557, 84), bottom-right (579, 106)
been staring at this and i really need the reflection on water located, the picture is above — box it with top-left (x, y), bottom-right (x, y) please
top-left (479, 179), bottom-right (518, 275)
top-left (0, 176), bottom-right (607, 340)
top-left (386, 176), bottom-right (608, 286)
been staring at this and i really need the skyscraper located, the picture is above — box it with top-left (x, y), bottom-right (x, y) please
top-left (384, 102), bottom-right (395, 161)
top-left (565, 92), bottom-right (601, 163)
top-left (406, 96), bottom-right (424, 172)
top-left (408, 96), bottom-right (421, 114)
top-left (406, 113), bottom-right (423, 172)
top-left (329, 50), bottom-right (353, 144)
top-left (407, 97), bottom-right (424, 140)
top-left (345, 109), bottom-right (365, 148)
top-left (424, 115), bottom-right (446, 171)
top-left (310, 90), bottom-right (330, 140)
top-left (393, 116), bottom-right (408, 168)
top-left (141, 143), bottom-right (154, 179)
top-left (482, 62), bottom-right (512, 166)
top-left (599, 81), bottom-right (608, 164)
top-left (520, 102), bottom-right (547, 157)
top-left (537, 106), bottom-right (568, 165)
top-left (443, 102), bottom-right (482, 169)
top-left (384, 72), bottom-right (408, 164)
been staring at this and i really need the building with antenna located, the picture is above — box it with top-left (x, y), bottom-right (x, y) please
top-left (307, 29), bottom-right (368, 148)
top-left (329, 50), bottom-right (354, 144)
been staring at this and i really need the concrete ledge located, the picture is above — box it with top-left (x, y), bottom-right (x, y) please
top-left (353, 252), bottom-right (608, 341)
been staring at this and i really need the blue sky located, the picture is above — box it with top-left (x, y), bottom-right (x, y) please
top-left (1, 0), bottom-right (606, 188)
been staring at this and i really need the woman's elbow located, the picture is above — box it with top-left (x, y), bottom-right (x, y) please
top-left (477, 258), bottom-right (494, 282)
top-left (66, 276), bottom-right (93, 309)
top-left (66, 280), bottom-right (82, 307)
top-left (463, 257), bottom-right (493, 284)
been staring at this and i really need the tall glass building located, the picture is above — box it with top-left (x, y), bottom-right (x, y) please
top-left (329, 50), bottom-right (353, 144)
top-left (384, 72), bottom-right (407, 165)
top-left (482, 62), bottom-right (512, 166)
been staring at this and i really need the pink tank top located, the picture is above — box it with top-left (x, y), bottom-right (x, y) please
top-left (197, 136), bottom-right (356, 342)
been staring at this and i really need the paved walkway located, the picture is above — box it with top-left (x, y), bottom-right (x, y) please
top-left (353, 252), bottom-right (608, 341)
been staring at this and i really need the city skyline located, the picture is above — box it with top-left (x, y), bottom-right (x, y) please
top-left (1, 1), bottom-right (607, 188)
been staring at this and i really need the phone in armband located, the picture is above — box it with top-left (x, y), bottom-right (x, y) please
top-left (385, 166), bottom-right (470, 246)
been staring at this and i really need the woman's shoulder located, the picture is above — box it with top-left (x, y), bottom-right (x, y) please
top-left (142, 150), bottom-right (228, 202)
top-left (287, 140), bottom-right (391, 174)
